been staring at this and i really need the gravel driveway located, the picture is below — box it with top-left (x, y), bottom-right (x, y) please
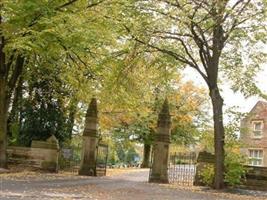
top-left (0, 169), bottom-right (266, 200)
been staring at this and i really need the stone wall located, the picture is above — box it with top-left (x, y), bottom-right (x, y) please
top-left (243, 165), bottom-right (267, 191)
top-left (7, 135), bottom-right (59, 172)
top-left (194, 151), bottom-right (267, 190)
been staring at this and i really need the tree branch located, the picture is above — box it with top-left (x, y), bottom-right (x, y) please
top-left (87, 0), bottom-right (105, 8)
top-left (7, 56), bottom-right (24, 101)
top-left (56, 0), bottom-right (79, 10)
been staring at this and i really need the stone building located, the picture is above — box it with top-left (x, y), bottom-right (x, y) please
top-left (240, 101), bottom-right (267, 167)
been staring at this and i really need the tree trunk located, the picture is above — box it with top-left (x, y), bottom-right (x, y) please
top-left (0, 14), bottom-right (24, 167)
top-left (8, 77), bottom-right (23, 137)
top-left (0, 76), bottom-right (8, 168)
top-left (209, 86), bottom-right (225, 189)
top-left (0, 14), bottom-right (8, 168)
top-left (141, 143), bottom-right (151, 168)
top-left (67, 100), bottom-right (78, 139)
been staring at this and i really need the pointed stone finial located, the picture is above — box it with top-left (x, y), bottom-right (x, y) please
top-left (86, 98), bottom-right (98, 118)
top-left (83, 98), bottom-right (98, 137)
top-left (161, 98), bottom-right (170, 115)
top-left (158, 98), bottom-right (171, 128)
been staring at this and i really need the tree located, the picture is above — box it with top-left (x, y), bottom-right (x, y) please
top-left (108, 72), bottom-right (207, 168)
top-left (199, 108), bottom-right (247, 186)
top-left (0, 0), bottom-right (121, 168)
top-left (5, 56), bottom-right (82, 146)
top-left (124, 0), bottom-right (266, 189)
top-left (169, 81), bottom-right (208, 146)
top-left (111, 114), bottom-right (155, 167)
top-left (18, 76), bottom-right (76, 146)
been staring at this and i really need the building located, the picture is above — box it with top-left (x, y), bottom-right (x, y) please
top-left (240, 101), bottom-right (267, 167)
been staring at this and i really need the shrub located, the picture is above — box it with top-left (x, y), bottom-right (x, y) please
top-left (224, 152), bottom-right (247, 186)
top-left (199, 152), bottom-right (247, 187)
top-left (200, 164), bottom-right (214, 186)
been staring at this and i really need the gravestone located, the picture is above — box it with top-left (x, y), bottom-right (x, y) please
top-left (149, 98), bottom-right (171, 183)
top-left (79, 98), bottom-right (98, 176)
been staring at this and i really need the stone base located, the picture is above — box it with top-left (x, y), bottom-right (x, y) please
top-left (78, 166), bottom-right (96, 176)
top-left (149, 174), bottom-right (169, 184)
top-left (0, 168), bottom-right (9, 174)
top-left (41, 161), bottom-right (58, 173)
top-left (140, 162), bottom-right (150, 168)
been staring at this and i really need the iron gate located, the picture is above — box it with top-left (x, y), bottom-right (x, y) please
top-left (168, 152), bottom-right (197, 185)
top-left (59, 143), bottom-right (108, 176)
top-left (59, 147), bottom-right (80, 173)
top-left (95, 143), bottom-right (109, 176)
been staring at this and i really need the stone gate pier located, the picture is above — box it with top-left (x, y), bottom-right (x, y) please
top-left (149, 98), bottom-right (171, 183)
top-left (79, 98), bottom-right (99, 176)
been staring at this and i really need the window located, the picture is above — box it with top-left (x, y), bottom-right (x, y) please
top-left (249, 149), bottom-right (263, 166)
top-left (252, 121), bottom-right (263, 138)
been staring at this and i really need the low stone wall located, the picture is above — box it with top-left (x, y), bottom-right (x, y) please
top-left (242, 165), bottom-right (267, 191)
top-left (7, 135), bottom-right (59, 172)
top-left (194, 151), bottom-right (267, 190)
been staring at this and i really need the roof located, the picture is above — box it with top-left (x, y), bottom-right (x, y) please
top-left (249, 101), bottom-right (267, 114)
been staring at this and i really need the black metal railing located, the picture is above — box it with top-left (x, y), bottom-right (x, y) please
top-left (168, 152), bottom-right (197, 185)
top-left (95, 143), bottom-right (109, 176)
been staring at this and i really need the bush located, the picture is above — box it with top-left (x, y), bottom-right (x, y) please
top-left (200, 164), bottom-right (214, 186)
top-left (224, 152), bottom-right (247, 186)
top-left (199, 152), bottom-right (247, 187)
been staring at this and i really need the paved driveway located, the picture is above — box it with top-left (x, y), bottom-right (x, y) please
top-left (0, 169), bottom-right (266, 200)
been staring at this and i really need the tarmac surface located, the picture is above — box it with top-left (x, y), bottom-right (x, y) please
top-left (0, 168), bottom-right (266, 200)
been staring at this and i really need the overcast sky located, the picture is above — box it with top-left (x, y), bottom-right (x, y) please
top-left (182, 65), bottom-right (267, 116)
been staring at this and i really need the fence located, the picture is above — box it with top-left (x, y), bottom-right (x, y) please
top-left (168, 152), bottom-right (197, 185)
top-left (59, 148), bottom-right (80, 173)
top-left (59, 143), bottom-right (108, 176)
top-left (96, 144), bottom-right (109, 176)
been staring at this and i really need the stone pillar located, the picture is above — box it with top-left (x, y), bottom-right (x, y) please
top-left (79, 98), bottom-right (98, 176)
top-left (31, 134), bottom-right (60, 172)
top-left (149, 98), bottom-right (171, 183)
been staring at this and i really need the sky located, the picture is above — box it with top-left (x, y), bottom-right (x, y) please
top-left (182, 65), bottom-right (267, 117)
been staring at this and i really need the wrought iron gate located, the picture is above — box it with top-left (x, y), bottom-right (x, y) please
top-left (168, 152), bottom-right (197, 185)
top-left (59, 147), bottom-right (80, 173)
top-left (95, 143), bottom-right (108, 176)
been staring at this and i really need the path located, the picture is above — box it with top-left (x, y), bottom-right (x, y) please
top-left (0, 169), bottom-right (266, 200)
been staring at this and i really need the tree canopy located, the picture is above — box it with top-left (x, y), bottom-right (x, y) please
top-left (1, 1), bottom-right (266, 190)
top-left (119, 0), bottom-right (267, 189)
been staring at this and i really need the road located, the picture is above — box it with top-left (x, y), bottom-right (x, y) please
top-left (0, 169), bottom-right (266, 200)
